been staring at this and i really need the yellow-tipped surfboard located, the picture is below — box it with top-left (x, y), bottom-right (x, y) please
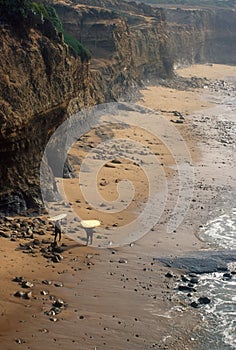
top-left (51, 214), bottom-right (67, 221)
top-left (81, 220), bottom-right (101, 228)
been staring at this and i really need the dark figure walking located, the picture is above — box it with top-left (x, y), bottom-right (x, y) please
top-left (54, 220), bottom-right (62, 243)
top-left (85, 228), bottom-right (95, 245)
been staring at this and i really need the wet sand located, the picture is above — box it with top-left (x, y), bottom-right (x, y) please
top-left (0, 64), bottom-right (235, 349)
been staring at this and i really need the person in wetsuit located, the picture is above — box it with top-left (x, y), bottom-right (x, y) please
top-left (54, 220), bottom-right (62, 243)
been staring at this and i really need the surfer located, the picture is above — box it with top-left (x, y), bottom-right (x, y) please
top-left (79, 219), bottom-right (100, 246)
top-left (85, 227), bottom-right (95, 245)
top-left (54, 220), bottom-right (62, 243)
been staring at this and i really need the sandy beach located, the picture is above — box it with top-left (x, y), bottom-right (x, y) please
top-left (0, 63), bottom-right (235, 349)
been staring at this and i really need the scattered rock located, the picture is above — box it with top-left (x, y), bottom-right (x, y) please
top-left (158, 250), bottom-right (236, 274)
top-left (190, 276), bottom-right (199, 284)
top-left (13, 276), bottom-right (24, 283)
top-left (0, 231), bottom-right (10, 238)
top-left (165, 272), bottom-right (173, 278)
top-left (33, 239), bottom-right (41, 246)
top-left (15, 338), bottom-right (24, 344)
top-left (14, 291), bottom-right (25, 298)
top-left (42, 280), bottom-right (52, 285)
top-left (86, 254), bottom-right (93, 259)
top-left (21, 281), bottom-right (34, 289)
top-left (24, 291), bottom-right (33, 299)
top-left (223, 272), bottom-right (232, 280)
top-left (198, 296), bottom-right (211, 305)
top-left (119, 258), bottom-right (128, 264)
top-left (181, 275), bottom-right (189, 283)
top-left (39, 328), bottom-right (49, 333)
top-left (190, 301), bottom-right (199, 308)
top-left (53, 298), bottom-right (65, 308)
top-left (111, 159), bottom-right (122, 164)
top-left (178, 285), bottom-right (196, 292)
top-left (40, 290), bottom-right (48, 296)
top-left (54, 282), bottom-right (63, 288)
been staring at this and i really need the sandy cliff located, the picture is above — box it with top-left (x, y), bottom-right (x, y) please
top-left (0, 15), bottom-right (92, 213)
top-left (163, 7), bottom-right (236, 66)
top-left (0, 0), bottom-right (172, 214)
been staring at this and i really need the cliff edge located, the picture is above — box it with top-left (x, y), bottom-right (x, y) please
top-left (0, 0), bottom-right (172, 214)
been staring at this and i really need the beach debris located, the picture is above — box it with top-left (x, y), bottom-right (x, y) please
top-left (119, 258), bottom-right (128, 264)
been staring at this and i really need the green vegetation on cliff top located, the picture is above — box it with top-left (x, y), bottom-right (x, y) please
top-left (0, 0), bottom-right (91, 61)
top-left (141, 0), bottom-right (236, 8)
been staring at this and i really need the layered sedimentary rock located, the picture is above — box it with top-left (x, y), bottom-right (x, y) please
top-left (54, 0), bottom-right (172, 100)
top-left (0, 16), bottom-right (92, 213)
top-left (0, 0), bottom-right (172, 214)
top-left (162, 7), bottom-right (236, 66)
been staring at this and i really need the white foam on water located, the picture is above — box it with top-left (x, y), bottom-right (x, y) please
top-left (197, 270), bottom-right (236, 349)
top-left (200, 208), bottom-right (236, 250)
top-left (196, 203), bottom-right (236, 349)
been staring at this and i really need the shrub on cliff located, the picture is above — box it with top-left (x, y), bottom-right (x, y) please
top-left (0, 0), bottom-right (90, 61)
top-left (31, 2), bottom-right (91, 61)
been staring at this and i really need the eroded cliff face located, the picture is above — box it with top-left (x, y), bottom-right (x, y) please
top-left (0, 0), bottom-right (172, 214)
top-left (0, 19), bottom-right (92, 214)
top-left (54, 0), bottom-right (172, 100)
top-left (163, 7), bottom-right (236, 66)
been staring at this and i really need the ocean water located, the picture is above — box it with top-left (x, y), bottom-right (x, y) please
top-left (197, 206), bottom-right (236, 349)
top-left (195, 76), bottom-right (236, 349)
top-left (200, 207), bottom-right (236, 250)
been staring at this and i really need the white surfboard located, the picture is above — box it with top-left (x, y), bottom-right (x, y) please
top-left (51, 214), bottom-right (67, 222)
top-left (81, 220), bottom-right (101, 228)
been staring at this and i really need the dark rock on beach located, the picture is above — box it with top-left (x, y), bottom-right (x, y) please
top-left (178, 285), bottom-right (196, 293)
top-left (157, 250), bottom-right (236, 274)
top-left (190, 301), bottom-right (199, 308)
top-left (198, 296), bottom-right (211, 305)
top-left (223, 272), bottom-right (232, 280)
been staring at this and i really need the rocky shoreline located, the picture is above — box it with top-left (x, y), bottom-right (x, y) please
top-left (0, 64), bottom-right (236, 349)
